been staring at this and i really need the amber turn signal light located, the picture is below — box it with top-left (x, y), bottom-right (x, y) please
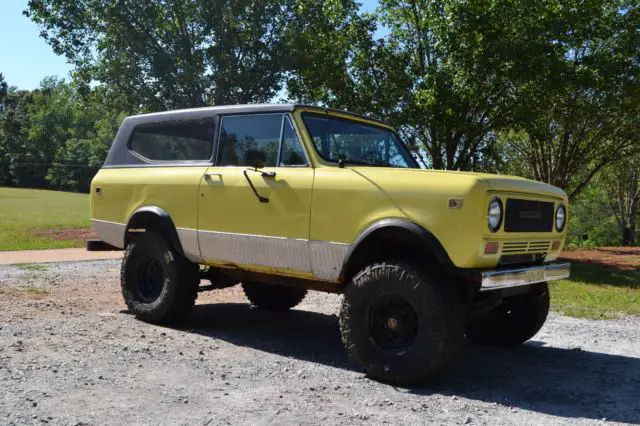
top-left (551, 240), bottom-right (561, 251)
top-left (484, 241), bottom-right (500, 255)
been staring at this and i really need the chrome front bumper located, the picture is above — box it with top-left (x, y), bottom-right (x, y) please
top-left (480, 262), bottom-right (571, 291)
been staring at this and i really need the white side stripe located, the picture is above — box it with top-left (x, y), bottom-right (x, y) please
top-left (198, 230), bottom-right (312, 273)
top-left (91, 219), bottom-right (126, 248)
top-left (93, 221), bottom-right (351, 282)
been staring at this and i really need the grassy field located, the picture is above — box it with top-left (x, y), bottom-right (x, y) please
top-left (0, 187), bottom-right (91, 251)
top-left (550, 263), bottom-right (640, 319)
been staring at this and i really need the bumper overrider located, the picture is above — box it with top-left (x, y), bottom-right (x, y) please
top-left (480, 262), bottom-right (571, 291)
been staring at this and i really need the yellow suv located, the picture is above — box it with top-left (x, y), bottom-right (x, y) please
top-left (90, 104), bottom-right (570, 384)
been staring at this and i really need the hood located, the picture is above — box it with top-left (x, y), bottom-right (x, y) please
top-left (478, 174), bottom-right (567, 199)
top-left (350, 167), bottom-right (567, 200)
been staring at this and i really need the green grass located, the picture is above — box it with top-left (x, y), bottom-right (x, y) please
top-left (0, 187), bottom-right (90, 251)
top-left (15, 263), bottom-right (49, 272)
top-left (550, 263), bottom-right (640, 319)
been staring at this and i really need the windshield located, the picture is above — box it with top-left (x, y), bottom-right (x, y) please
top-left (301, 113), bottom-right (418, 168)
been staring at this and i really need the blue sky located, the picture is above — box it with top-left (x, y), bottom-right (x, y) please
top-left (0, 0), bottom-right (380, 90)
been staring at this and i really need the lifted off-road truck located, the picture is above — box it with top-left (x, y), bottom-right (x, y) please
top-left (90, 104), bottom-right (570, 384)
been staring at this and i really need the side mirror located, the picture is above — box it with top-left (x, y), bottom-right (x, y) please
top-left (245, 149), bottom-right (267, 169)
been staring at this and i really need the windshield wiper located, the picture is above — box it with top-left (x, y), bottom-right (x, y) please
top-left (372, 159), bottom-right (393, 167)
top-left (336, 154), bottom-right (372, 168)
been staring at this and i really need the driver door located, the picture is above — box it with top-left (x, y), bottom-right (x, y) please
top-left (197, 113), bottom-right (314, 276)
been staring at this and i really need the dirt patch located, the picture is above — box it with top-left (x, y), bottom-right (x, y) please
top-left (560, 247), bottom-right (640, 272)
top-left (36, 228), bottom-right (98, 241)
top-left (0, 260), bottom-right (246, 316)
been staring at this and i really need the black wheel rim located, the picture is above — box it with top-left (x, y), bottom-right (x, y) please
top-left (135, 256), bottom-right (165, 303)
top-left (369, 295), bottom-right (419, 354)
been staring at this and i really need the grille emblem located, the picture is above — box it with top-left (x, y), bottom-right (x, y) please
top-left (519, 211), bottom-right (543, 220)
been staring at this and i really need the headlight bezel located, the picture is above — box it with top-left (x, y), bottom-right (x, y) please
top-left (487, 197), bottom-right (503, 233)
top-left (555, 204), bottom-right (566, 232)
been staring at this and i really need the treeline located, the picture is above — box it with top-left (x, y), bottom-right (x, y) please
top-left (1, 0), bottom-right (638, 246)
top-left (0, 76), bottom-right (126, 193)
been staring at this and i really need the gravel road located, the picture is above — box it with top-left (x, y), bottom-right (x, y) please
top-left (1, 260), bottom-right (639, 425)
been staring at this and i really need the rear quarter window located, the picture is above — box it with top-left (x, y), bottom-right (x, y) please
top-left (129, 118), bottom-right (215, 162)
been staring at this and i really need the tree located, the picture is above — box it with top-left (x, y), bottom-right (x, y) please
top-left (0, 85), bottom-right (36, 187)
top-left (0, 76), bottom-right (128, 192)
top-left (0, 73), bottom-right (7, 105)
top-left (289, 0), bottom-right (571, 170)
top-left (25, 0), bottom-right (308, 111)
top-left (288, 0), bottom-right (640, 180)
top-left (601, 156), bottom-right (640, 246)
top-left (502, 0), bottom-right (640, 200)
top-left (46, 87), bottom-right (128, 192)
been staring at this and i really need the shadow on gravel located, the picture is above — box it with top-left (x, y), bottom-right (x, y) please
top-left (430, 343), bottom-right (640, 424)
top-left (178, 303), bottom-right (640, 424)
top-left (184, 303), bottom-right (351, 368)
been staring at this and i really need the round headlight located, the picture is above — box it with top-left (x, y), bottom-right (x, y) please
top-left (555, 204), bottom-right (566, 232)
top-left (488, 198), bottom-right (503, 233)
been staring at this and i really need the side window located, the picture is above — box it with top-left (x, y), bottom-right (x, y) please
top-left (218, 114), bottom-right (283, 167)
top-left (129, 119), bottom-right (215, 161)
top-left (280, 117), bottom-right (307, 166)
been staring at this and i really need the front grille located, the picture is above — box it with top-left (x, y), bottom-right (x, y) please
top-left (503, 241), bottom-right (550, 254)
top-left (504, 199), bottom-right (554, 232)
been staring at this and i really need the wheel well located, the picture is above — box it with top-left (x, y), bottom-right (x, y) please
top-left (341, 226), bottom-right (442, 284)
top-left (124, 209), bottom-right (184, 256)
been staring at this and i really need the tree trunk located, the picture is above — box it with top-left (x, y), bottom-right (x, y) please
top-left (620, 214), bottom-right (636, 246)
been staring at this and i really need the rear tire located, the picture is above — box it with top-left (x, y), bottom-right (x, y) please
top-left (121, 232), bottom-right (199, 324)
top-left (242, 281), bottom-right (307, 311)
top-left (339, 262), bottom-right (464, 385)
top-left (466, 283), bottom-right (550, 347)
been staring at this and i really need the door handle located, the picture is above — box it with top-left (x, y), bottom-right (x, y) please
top-left (204, 172), bottom-right (222, 180)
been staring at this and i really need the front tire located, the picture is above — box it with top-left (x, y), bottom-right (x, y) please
top-left (466, 283), bottom-right (550, 347)
top-left (242, 281), bottom-right (307, 311)
top-left (339, 262), bottom-right (464, 385)
top-left (121, 232), bottom-right (199, 324)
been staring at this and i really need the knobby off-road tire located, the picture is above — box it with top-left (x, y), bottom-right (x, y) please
top-left (121, 232), bottom-right (200, 324)
top-left (466, 282), bottom-right (550, 347)
top-left (339, 262), bottom-right (464, 385)
top-left (242, 281), bottom-right (307, 311)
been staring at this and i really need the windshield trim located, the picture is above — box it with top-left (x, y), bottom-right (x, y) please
top-left (300, 112), bottom-right (419, 169)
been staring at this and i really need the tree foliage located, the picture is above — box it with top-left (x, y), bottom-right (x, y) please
top-left (0, 73), bottom-right (7, 104)
top-left (25, 0), bottom-right (335, 111)
top-left (601, 156), bottom-right (640, 246)
top-left (503, 0), bottom-right (640, 199)
top-left (565, 181), bottom-right (621, 247)
top-left (289, 0), bottom-right (639, 183)
top-left (289, 0), bottom-right (559, 169)
top-left (0, 76), bottom-right (127, 192)
top-left (0, 86), bottom-right (35, 187)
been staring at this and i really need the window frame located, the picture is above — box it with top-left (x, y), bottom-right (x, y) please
top-left (127, 117), bottom-right (217, 165)
top-left (279, 114), bottom-right (310, 168)
top-left (214, 112), bottom-right (310, 168)
top-left (300, 112), bottom-right (419, 169)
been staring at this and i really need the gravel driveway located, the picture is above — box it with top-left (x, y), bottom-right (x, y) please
top-left (1, 260), bottom-right (638, 425)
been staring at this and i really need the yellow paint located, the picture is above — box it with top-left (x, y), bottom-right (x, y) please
top-left (91, 108), bottom-right (569, 276)
top-left (197, 167), bottom-right (314, 239)
top-left (90, 166), bottom-right (207, 229)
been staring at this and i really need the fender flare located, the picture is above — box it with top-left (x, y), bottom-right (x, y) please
top-left (126, 206), bottom-right (185, 256)
top-left (339, 219), bottom-right (454, 279)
